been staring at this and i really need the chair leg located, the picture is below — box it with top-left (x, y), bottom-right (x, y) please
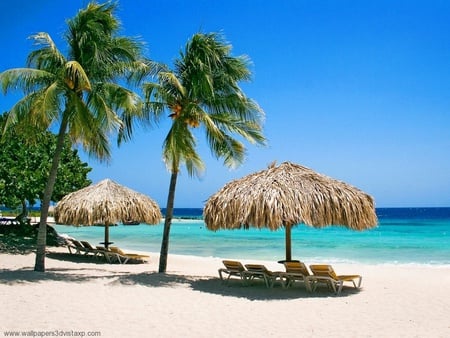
top-left (269, 275), bottom-right (283, 288)
top-left (304, 276), bottom-right (313, 292)
top-left (350, 276), bottom-right (362, 289)
top-left (356, 276), bottom-right (362, 288)
top-left (279, 276), bottom-right (288, 288)
top-left (226, 274), bottom-right (235, 285)
top-left (242, 272), bottom-right (250, 286)
top-left (254, 273), bottom-right (269, 287)
top-left (218, 269), bottom-right (225, 282)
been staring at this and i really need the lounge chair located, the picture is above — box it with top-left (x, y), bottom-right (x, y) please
top-left (218, 260), bottom-right (247, 284)
top-left (107, 246), bottom-right (149, 264)
top-left (309, 264), bottom-right (362, 295)
top-left (243, 264), bottom-right (285, 288)
top-left (67, 239), bottom-right (94, 256)
top-left (280, 261), bottom-right (313, 291)
top-left (79, 241), bottom-right (109, 259)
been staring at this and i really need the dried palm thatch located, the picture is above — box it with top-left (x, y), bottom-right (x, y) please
top-left (203, 161), bottom-right (378, 260)
top-left (55, 179), bottom-right (162, 248)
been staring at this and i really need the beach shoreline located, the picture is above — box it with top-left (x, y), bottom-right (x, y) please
top-left (1, 247), bottom-right (449, 338)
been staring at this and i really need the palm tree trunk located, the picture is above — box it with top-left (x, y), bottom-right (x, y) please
top-left (34, 117), bottom-right (68, 272)
top-left (158, 171), bottom-right (178, 273)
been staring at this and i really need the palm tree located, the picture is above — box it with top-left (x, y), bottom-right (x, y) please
top-left (143, 32), bottom-right (266, 273)
top-left (0, 2), bottom-right (150, 271)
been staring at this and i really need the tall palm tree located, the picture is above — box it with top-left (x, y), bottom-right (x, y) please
top-left (0, 2), bottom-right (150, 271)
top-left (143, 32), bottom-right (266, 273)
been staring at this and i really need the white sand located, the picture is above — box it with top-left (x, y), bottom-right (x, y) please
top-left (1, 247), bottom-right (449, 338)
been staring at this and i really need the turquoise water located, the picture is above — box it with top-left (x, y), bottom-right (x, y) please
top-left (53, 208), bottom-right (450, 265)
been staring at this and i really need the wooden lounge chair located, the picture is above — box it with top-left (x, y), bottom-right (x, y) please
top-left (281, 261), bottom-right (313, 291)
top-left (244, 264), bottom-right (285, 288)
top-left (309, 264), bottom-right (362, 295)
top-left (218, 260), bottom-right (247, 284)
top-left (107, 246), bottom-right (149, 264)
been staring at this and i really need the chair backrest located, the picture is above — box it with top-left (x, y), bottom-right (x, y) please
top-left (71, 240), bottom-right (84, 248)
top-left (244, 264), bottom-right (269, 273)
top-left (80, 241), bottom-right (95, 250)
top-left (222, 260), bottom-right (245, 272)
top-left (283, 261), bottom-right (310, 276)
top-left (310, 264), bottom-right (338, 280)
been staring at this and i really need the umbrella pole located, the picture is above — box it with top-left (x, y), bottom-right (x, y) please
top-left (285, 224), bottom-right (292, 261)
top-left (105, 224), bottom-right (110, 249)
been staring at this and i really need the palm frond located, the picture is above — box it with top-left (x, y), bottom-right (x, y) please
top-left (163, 121), bottom-right (205, 177)
top-left (39, 81), bottom-right (63, 122)
top-left (159, 71), bottom-right (187, 97)
top-left (66, 1), bottom-right (145, 83)
top-left (7, 86), bottom-right (62, 131)
top-left (0, 68), bottom-right (55, 95)
top-left (85, 85), bottom-right (123, 135)
top-left (64, 61), bottom-right (91, 92)
top-left (216, 135), bottom-right (246, 169)
top-left (125, 59), bottom-right (164, 84)
top-left (206, 113), bottom-right (265, 145)
top-left (142, 31), bottom-right (266, 177)
top-left (67, 91), bottom-right (113, 161)
top-left (98, 83), bottom-right (145, 143)
top-left (27, 32), bottom-right (67, 70)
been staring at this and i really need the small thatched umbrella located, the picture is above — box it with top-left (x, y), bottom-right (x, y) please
top-left (203, 161), bottom-right (378, 261)
top-left (55, 179), bottom-right (162, 249)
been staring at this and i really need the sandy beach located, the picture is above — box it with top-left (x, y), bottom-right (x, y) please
top-left (1, 247), bottom-right (449, 338)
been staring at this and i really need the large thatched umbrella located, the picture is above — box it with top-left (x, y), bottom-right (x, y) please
top-left (55, 179), bottom-right (162, 249)
top-left (203, 161), bottom-right (378, 261)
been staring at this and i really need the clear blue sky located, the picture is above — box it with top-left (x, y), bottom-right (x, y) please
top-left (1, 0), bottom-right (449, 208)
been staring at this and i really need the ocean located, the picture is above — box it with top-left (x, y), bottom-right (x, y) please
top-left (53, 207), bottom-right (450, 265)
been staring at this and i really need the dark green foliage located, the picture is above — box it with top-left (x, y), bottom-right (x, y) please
top-left (0, 113), bottom-right (91, 214)
top-left (0, 221), bottom-right (60, 254)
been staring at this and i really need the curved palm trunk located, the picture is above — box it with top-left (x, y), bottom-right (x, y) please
top-left (34, 117), bottom-right (68, 272)
top-left (158, 171), bottom-right (178, 273)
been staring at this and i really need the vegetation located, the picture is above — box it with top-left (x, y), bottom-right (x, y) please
top-left (0, 220), bottom-right (60, 255)
top-left (143, 32), bottom-right (266, 273)
top-left (0, 3), bottom-right (265, 273)
top-left (0, 2), bottom-right (151, 271)
top-left (0, 113), bottom-right (92, 219)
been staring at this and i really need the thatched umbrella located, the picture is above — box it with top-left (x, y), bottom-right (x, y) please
top-left (203, 161), bottom-right (378, 261)
top-left (54, 179), bottom-right (162, 249)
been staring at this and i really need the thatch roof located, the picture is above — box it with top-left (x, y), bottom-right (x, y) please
top-left (54, 179), bottom-right (162, 226)
top-left (204, 161), bottom-right (378, 231)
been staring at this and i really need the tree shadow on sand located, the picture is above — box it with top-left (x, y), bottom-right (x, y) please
top-left (46, 251), bottom-right (113, 264)
top-left (0, 254), bottom-right (360, 300)
top-left (0, 267), bottom-right (126, 285)
top-left (113, 271), bottom-right (360, 300)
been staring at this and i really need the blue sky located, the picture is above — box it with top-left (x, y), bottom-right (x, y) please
top-left (1, 0), bottom-right (449, 208)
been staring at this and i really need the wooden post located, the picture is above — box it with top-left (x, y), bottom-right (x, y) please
top-left (105, 224), bottom-right (110, 249)
top-left (285, 224), bottom-right (292, 261)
